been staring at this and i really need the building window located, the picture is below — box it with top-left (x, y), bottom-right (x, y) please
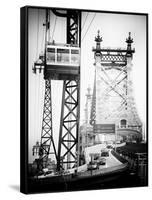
top-left (120, 119), bottom-right (127, 128)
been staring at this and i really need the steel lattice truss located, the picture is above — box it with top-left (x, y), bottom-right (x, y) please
top-left (90, 32), bottom-right (142, 130)
top-left (96, 64), bottom-right (127, 122)
top-left (33, 9), bottom-right (81, 170)
top-left (67, 10), bottom-right (80, 44)
top-left (39, 79), bottom-right (57, 167)
top-left (32, 10), bottom-right (58, 169)
top-left (90, 72), bottom-right (96, 125)
top-left (57, 10), bottom-right (81, 170)
top-left (91, 56), bottom-right (142, 129)
top-left (101, 54), bottom-right (126, 63)
top-left (57, 80), bottom-right (80, 169)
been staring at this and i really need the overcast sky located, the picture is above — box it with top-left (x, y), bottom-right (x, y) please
top-left (28, 8), bottom-right (147, 163)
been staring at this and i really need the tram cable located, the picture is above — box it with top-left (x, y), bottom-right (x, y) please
top-left (81, 12), bottom-right (89, 31)
top-left (41, 25), bottom-right (45, 53)
top-left (36, 9), bottom-right (40, 59)
top-left (82, 13), bottom-right (96, 42)
top-left (34, 9), bottom-right (40, 141)
top-left (51, 16), bottom-right (57, 42)
top-left (37, 10), bottom-right (41, 139)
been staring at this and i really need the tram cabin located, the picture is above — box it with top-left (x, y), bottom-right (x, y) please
top-left (46, 44), bottom-right (80, 66)
top-left (45, 44), bottom-right (80, 80)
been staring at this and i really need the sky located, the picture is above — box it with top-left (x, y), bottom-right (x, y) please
top-left (28, 8), bottom-right (147, 163)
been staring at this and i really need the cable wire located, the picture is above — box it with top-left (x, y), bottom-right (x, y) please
top-left (41, 25), bottom-right (45, 53)
top-left (81, 12), bottom-right (89, 31)
top-left (51, 16), bottom-right (57, 42)
top-left (34, 9), bottom-right (40, 141)
top-left (36, 9), bottom-right (40, 59)
top-left (82, 13), bottom-right (96, 42)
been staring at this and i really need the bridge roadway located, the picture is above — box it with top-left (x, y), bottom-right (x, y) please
top-left (78, 150), bottom-right (126, 177)
top-left (105, 150), bottom-right (122, 168)
top-left (37, 149), bottom-right (127, 180)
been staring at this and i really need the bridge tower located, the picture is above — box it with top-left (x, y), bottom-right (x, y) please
top-left (32, 8), bottom-right (81, 171)
top-left (90, 31), bottom-right (142, 143)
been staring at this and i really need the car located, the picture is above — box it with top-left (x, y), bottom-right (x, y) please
top-left (101, 151), bottom-right (109, 157)
top-left (94, 155), bottom-right (100, 160)
top-left (106, 145), bottom-right (113, 149)
top-left (45, 170), bottom-right (53, 176)
top-left (97, 158), bottom-right (106, 165)
top-left (87, 161), bottom-right (99, 170)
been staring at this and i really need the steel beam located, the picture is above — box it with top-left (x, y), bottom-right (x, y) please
top-left (57, 10), bottom-right (81, 170)
top-left (33, 79), bottom-right (58, 169)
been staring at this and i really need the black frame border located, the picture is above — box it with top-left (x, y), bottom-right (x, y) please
top-left (20, 5), bottom-right (148, 194)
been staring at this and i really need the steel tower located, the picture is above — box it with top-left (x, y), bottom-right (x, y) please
top-left (32, 9), bottom-right (81, 171)
top-left (90, 31), bottom-right (142, 143)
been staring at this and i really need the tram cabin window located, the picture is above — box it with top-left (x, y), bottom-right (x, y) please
top-left (57, 48), bottom-right (69, 63)
top-left (47, 48), bottom-right (55, 63)
top-left (71, 49), bottom-right (79, 64)
top-left (46, 45), bottom-right (80, 66)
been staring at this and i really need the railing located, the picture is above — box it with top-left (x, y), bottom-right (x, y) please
top-left (92, 46), bottom-right (135, 52)
top-left (116, 149), bottom-right (148, 185)
top-left (111, 150), bottom-right (128, 164)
